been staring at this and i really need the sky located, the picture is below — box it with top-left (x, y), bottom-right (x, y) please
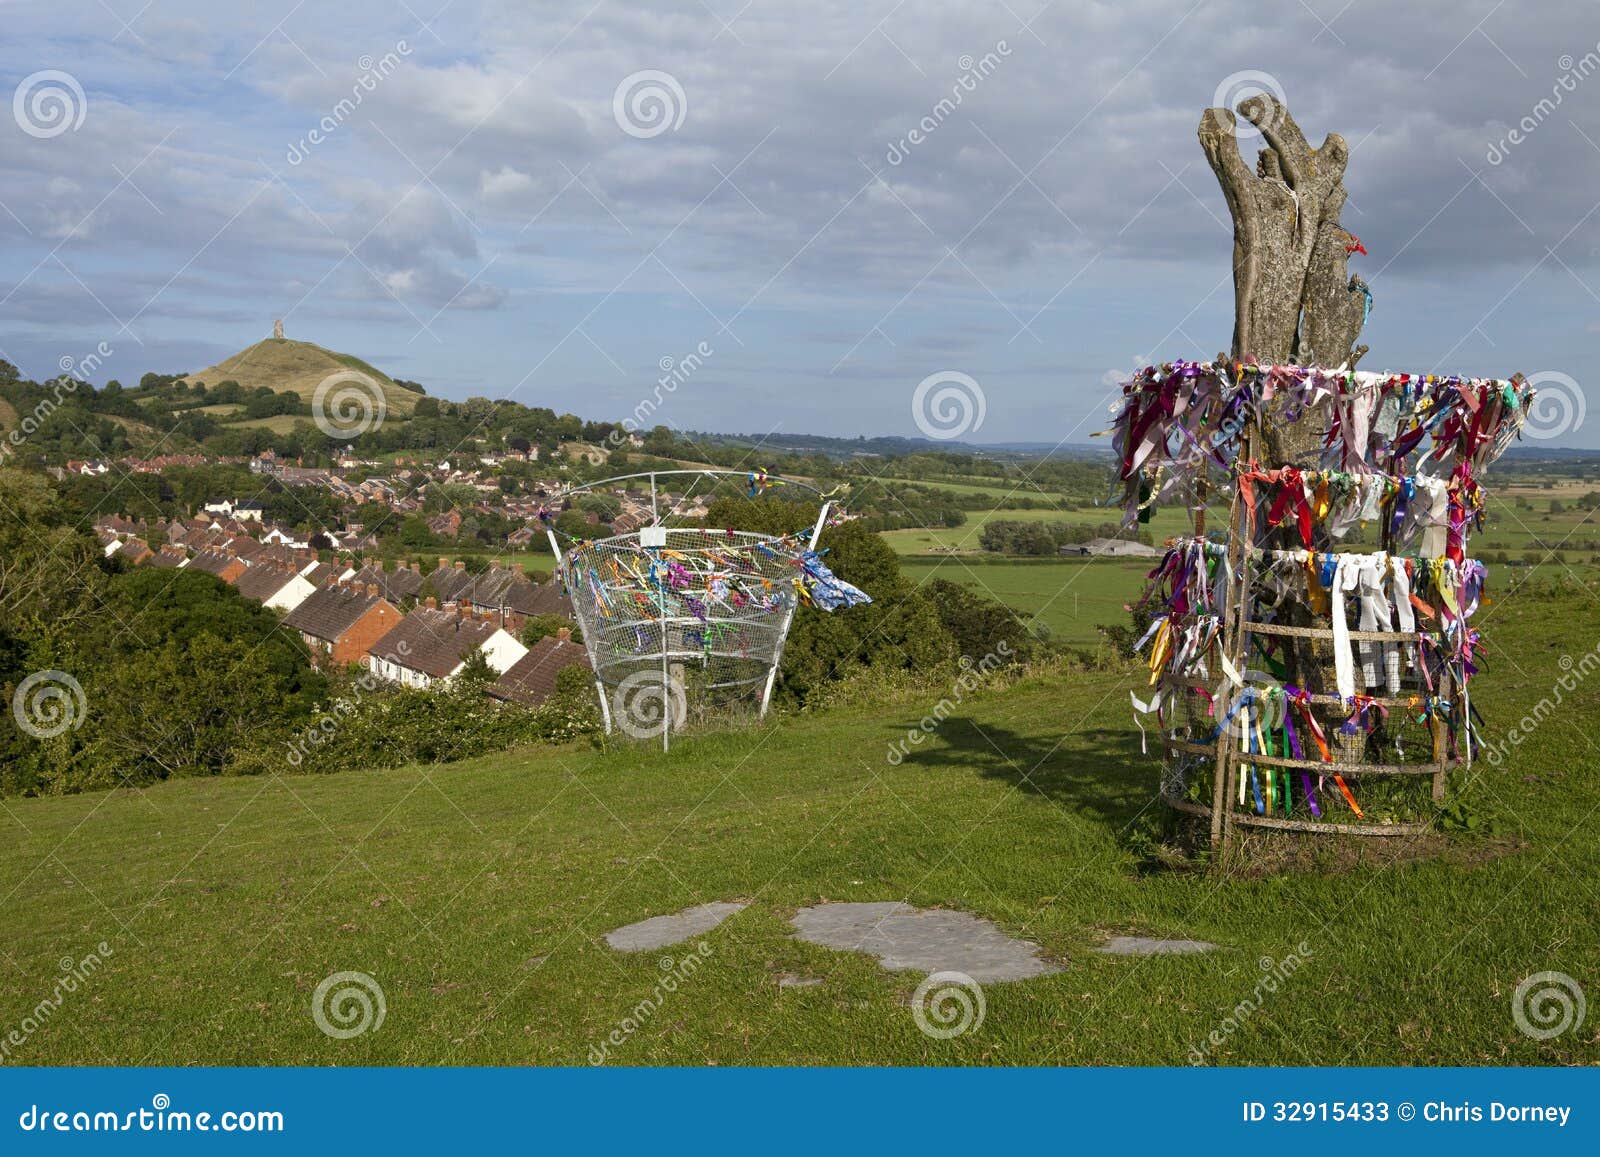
top-left (1, 0), bottom-right (1598, 447)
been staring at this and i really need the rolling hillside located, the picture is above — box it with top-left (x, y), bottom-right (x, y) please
top-left (183, 337), bottom-right (421, 416)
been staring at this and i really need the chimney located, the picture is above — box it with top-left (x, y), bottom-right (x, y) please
top-left (366, 584), bottom-right (379, 598)
top-left (454, 560), bottom-right (466, 571)
top-left (425, 596), bottom-right (438, 610)
top-left (438, 557), bottom-right (450, 569)
top-left (556, 626), bottom-right (572, 643)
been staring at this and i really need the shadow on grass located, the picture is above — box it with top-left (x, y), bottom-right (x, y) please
top-left (892, 715), bottom-right (1153, 827)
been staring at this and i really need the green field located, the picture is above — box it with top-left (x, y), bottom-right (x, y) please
top-left (881, 506), bottom-right (1194, 556)
top-left (1, 584), bottom-right (1594, 1066)
top-left (903, 557), bottom-right (1149, 647)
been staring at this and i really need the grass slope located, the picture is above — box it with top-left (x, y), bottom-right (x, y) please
top-left (183, 338), bottom-right (418, 416)
top-left (2, 587), bottom-right (1596, 1066)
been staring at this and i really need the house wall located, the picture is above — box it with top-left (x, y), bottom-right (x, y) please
top-left (367, 654), bottom-right (432, 688)
top-left (331, 602), bottom-right (404, 668)
top-left (263, 575), bottom-right (317, 613)
top-left (479, 629), bottom-right (529, 675)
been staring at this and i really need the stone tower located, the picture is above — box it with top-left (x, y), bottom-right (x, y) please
top-left (273, 319), bottom-right (284, 340)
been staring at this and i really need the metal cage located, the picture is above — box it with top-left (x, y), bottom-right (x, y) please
top-left (543, 470), bottom-right (830, 749)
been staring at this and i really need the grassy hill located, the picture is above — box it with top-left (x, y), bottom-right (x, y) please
top-left (1, 583), bottom-right (1594, 1066)
top-left (184, 337), bottom-right (420, 416)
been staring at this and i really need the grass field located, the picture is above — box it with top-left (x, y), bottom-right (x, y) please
top-left (2, 584), bottom-right (1596, 1066)
top-left (882, 506), bottom-right (1191, 556)
top-left (224, 414), bottom-right (310, 435)
top-left (902, 557), bottom-right (1149, 647)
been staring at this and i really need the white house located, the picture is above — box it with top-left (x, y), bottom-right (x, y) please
top-left (366, 608), bottom-right (529, 689)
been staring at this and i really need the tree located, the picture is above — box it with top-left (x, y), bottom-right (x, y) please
top-left (97, 632), bottom-right (294, 776)
top-left (704, 497), bottom-right (957, 703)
top-left (454, 648), bottom-right (496, 687)
top-left (520, 614), bottom-right (579, 647)
top-left (1199, 92), bottom-right (1369, 464)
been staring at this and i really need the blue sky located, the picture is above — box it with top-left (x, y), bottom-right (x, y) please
top-left (2, 0), bottom-right (1598, 446)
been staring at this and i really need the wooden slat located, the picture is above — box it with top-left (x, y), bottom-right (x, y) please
top-left (1164, 738), bottom-right (1436, 775)
top-left (1168, 678), bottom-right (1431, 709)
top-left (1231, 812), bottom-right (1432, 837)
top-left (1242, 620), bottom-right (1418, 643)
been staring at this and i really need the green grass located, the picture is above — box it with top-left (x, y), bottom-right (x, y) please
top-left (224, 414), bottom-right (310, 434)
top-left (882, 506), bottom-right (1192, 556)
top-left (2, 586), bottom-right (1596, 1066)
top-left (901, 557), bottom-right (1149, 647)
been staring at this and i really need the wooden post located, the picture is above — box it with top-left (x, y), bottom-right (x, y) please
top-left (1431, 666), bottom-right (1451, 803)
top-left (1211, 428), bottom-right (1258, 859)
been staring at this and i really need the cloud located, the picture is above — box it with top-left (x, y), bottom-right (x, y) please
top-left (0, 0), bottom-right (1596, 444)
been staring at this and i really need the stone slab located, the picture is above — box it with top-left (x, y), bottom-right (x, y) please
top-left (603, 901), bottom-right (746, 952)
top-left (789, 901), bottom-right (1059, 983)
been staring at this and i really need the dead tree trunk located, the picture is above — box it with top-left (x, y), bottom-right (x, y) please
top-left (1198, 93), bottom-right (1371, 466)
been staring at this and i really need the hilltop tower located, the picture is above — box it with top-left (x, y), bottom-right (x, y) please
top-left (273, 319), bottom-right (284, 340)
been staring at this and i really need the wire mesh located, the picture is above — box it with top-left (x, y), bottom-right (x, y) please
top-left (562, 526), bottom-right (805, 705)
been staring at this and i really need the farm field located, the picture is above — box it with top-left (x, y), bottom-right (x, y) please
top-left (881, 506), bottom-right (1191, 556)
top-left (225, 414), bottom-right (310, 434)
top-left (875, 476), bottom-right (1071, 501)
top-left (1, 583), bottom-right (1594, 1067)
top-left (902, 557), bottom-right (1149, 647)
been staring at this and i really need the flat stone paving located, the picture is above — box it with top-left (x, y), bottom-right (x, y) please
top-left (1096, 935), bottom-right (1217, 955)
top-left (603, 901), bottom-right (747, 952)
top-left (789, 901), bottom-right (1059, 983)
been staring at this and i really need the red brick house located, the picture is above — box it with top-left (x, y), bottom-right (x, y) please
top-left (282, 584), bottom-right (404, 668)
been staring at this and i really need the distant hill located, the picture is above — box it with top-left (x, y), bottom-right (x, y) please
top-left (182, 337), bottom-right (421, 416)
